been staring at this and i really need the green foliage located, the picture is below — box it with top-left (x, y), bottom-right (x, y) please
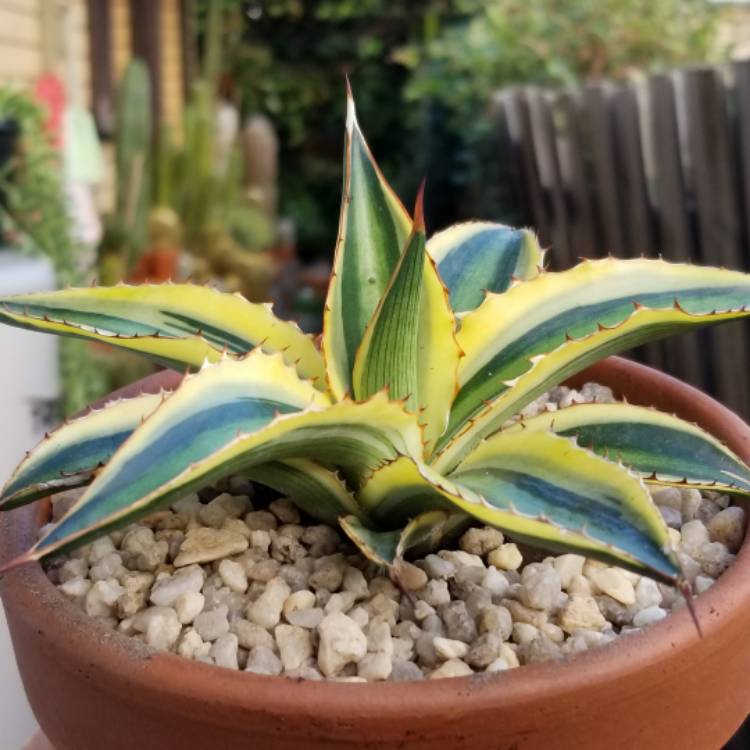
top-left (219, 0), bottom-right (723, 253)
top-left (0, 89), bottom-right (108, 416)
top-left (113, 60), bottom-right (152, 266)
top-left (4, 96), bottom-right (750, 592)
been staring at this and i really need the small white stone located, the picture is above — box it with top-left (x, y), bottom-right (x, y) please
top-left (231, 619), bottom-right (276, 650)
top-left (275, 624), bottom-right (312, 671)
top-left (286, 607), bottom-right (324, 629)
top-left (324, 591), bottom-right (357, 615)
top-left (554, 554), bottom-right (586, 589)
top-left (218, 559), bottom-right (248, 593)
top-left (174, 591), bottom-right (205, 624)
top-left (707, 506), bottom-right (745, 553)
top-left (520, 563), bottom-right (562, 610)
top-left (145, 615), bottom-right (182, 651)
top-left (245, 646), bottom-right (282, 675)
top-left (477, 605), bottom-right (513, 640)
top-left (485, 658), bottom-right (510, 672)
top-left (133, 605), bottom-right (178, 632)
top-left (247, 577), bottom-right (291, 629)
top-left (560, 595), bottom-right (607, 633)
top-left (199, 492), bottom-right (250, 528)
top-left (89, 536), bottom-right (116, 563)
top-left (694, 575), bottom-right (715, 594)
top-left (193, 606), bottom-right (230, 641)
top-left (511, 623), bottom-right (539, 646)
top-left (58, 558), bottom-right (88, 583)
top-left (422, 554), bottom-right (456, 579)
top-left (481, 567), bottom-right (509, 599)
top-left (659, 506), bottom-right (683, 529)
top-left (268, 498), bottom-right (301, 524)
top-left (651, 487), bottom-right (683, 510)
top-left (433, 636), bottom-right (469, 660)
top-left (632, 606), bottom-right (667, 628)
top-left (89, 552), bottom-right (124, 581)
top-left (419, 579), bottom-right (451, 607)
top-left (487, 543), bottom-right (522, 571)
top-left (592, 568), bottom-right (636, 606)
top-left (177, 628), bottom-right (204, 659)
top-left (84, 579), bottom-right (124, 617)
top-left (567, 574), bottom-right (593, 596)
top-left (59, 576), bottom-right (92, 600)
top-left (437, 549), bottom-right (485, 569)
top-left (342, 567), bottom-right (369, 599)
top-left (348, 606), bottom-right (370, 629)
top-left (458, 527), bottom-right (504, 556)
top-left (149, 565), bottom-right (204, 606)
top-left (680, 519), bottom-right (710, 554)
top-left (634, 577), bottom-right (662, 610)
top-left (428, 658), bottom-right (472, 679)
top-left (357, 651), bottom-right (392, 680)
top-left (413, 600), bottom-right (436, 621)
top-left (317, 612), bottom-right (367, 677)
top-left (283, 589), bottom-right (316, 620)
top-left (695, 541), bottom-right (734, 578)
top-left (173, 528), bottom-right (249, 567)
top-left (367, 621), bottom-right (393, 656)
top-left (681, 489), bottom-right (703, 521)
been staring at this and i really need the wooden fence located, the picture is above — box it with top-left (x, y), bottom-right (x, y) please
top-left (498, 61), bottom-right (750, 418)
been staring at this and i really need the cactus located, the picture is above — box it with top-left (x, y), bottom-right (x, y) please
top-left (113, 59), bottom-right (152, 269)
top-left (6, 89), bottom-right (750, 596)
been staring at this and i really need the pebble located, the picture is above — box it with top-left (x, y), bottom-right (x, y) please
top-left (51, 445), bottom-right (742, 682)
top-left (433, 636), bottom-right (469, 660)
top-left (173, 528), bottom-right (249, 566)
top-left (245, 646), bottom-right (283, 676)
top-left (488, 543), bottom-right (523, 571)
top-left (708, 507), bottom-right (745, 552)
top-left (520, 563), bottom-right (562, 611)
top-left (150, 565), bottom-right (204, 606)
top-left (429, 658), bottom-right (473, 679)
top-left (560, 595), bottom-right (607, 633)
top-left (275, 624), bottom-right (313, 670)
top-left (592, 568), bottom-right (635, 606)
top-left (317, 612), bottom-right (367, 677)
top-left (632, 606), bottom-right (668, 628)
top-left (174, 591), bottom-right (205, 624)
top-left (210, 633), bottom-right (240, 669)
top-left (218, 559), bottom-right (249, 593)
top-left (193, 606), bottom-right (230, 641)
top-left (247, 577), bottom-right (290, 629)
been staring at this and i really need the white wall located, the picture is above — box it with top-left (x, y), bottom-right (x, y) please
top-left (0, 252), bottom-right (58, 748)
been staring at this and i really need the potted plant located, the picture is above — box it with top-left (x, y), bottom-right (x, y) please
top-left (2, 90), bottom-right (750, 749)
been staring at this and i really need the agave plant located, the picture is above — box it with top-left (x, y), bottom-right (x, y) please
top-left (4, 89), bottom-right (750, 591)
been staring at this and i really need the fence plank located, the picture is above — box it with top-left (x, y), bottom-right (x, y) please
top-left (526, 89), bottom-right (574, 269)
top-left (683, 66), bottom-right (748, 417)
top-left (582, 83), bottom-right (626, 255)
top-left (610, 82), bottom-right (656, 256)
top-left (732, 59), bottom-right (750, 261)
top-left (501, 89), bottom-right (551, 247)
top-left (554, 91), bottom-right (598, 259)
top-left (645, 72), bottom-right (704, 389)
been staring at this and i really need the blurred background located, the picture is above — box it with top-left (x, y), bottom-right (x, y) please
top-left (1, 1), bottom-right (750, 746)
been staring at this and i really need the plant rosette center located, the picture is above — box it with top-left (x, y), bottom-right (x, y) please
top-left (47, 383), bottom-right (743, 682)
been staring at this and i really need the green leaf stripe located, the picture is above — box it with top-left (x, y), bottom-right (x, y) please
top-left (511, 403), bottom-right (750, 494)
top-left (427, 223), bottom-right (542, 313)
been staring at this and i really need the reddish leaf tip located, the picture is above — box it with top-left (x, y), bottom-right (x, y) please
top-left (414, 179), bottom-right (426, 233)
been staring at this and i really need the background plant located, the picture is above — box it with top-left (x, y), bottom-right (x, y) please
top-left (219, 0), bottom-right (723, 256)
top-left (0, 89), bottom-right (107, 415)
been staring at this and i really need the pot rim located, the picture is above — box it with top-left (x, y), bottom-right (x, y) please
top-left (2, 356), bottom-right (749, 721)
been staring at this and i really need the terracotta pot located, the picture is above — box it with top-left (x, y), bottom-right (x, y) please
top-left (1, 357), bottom-right (749, 750)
